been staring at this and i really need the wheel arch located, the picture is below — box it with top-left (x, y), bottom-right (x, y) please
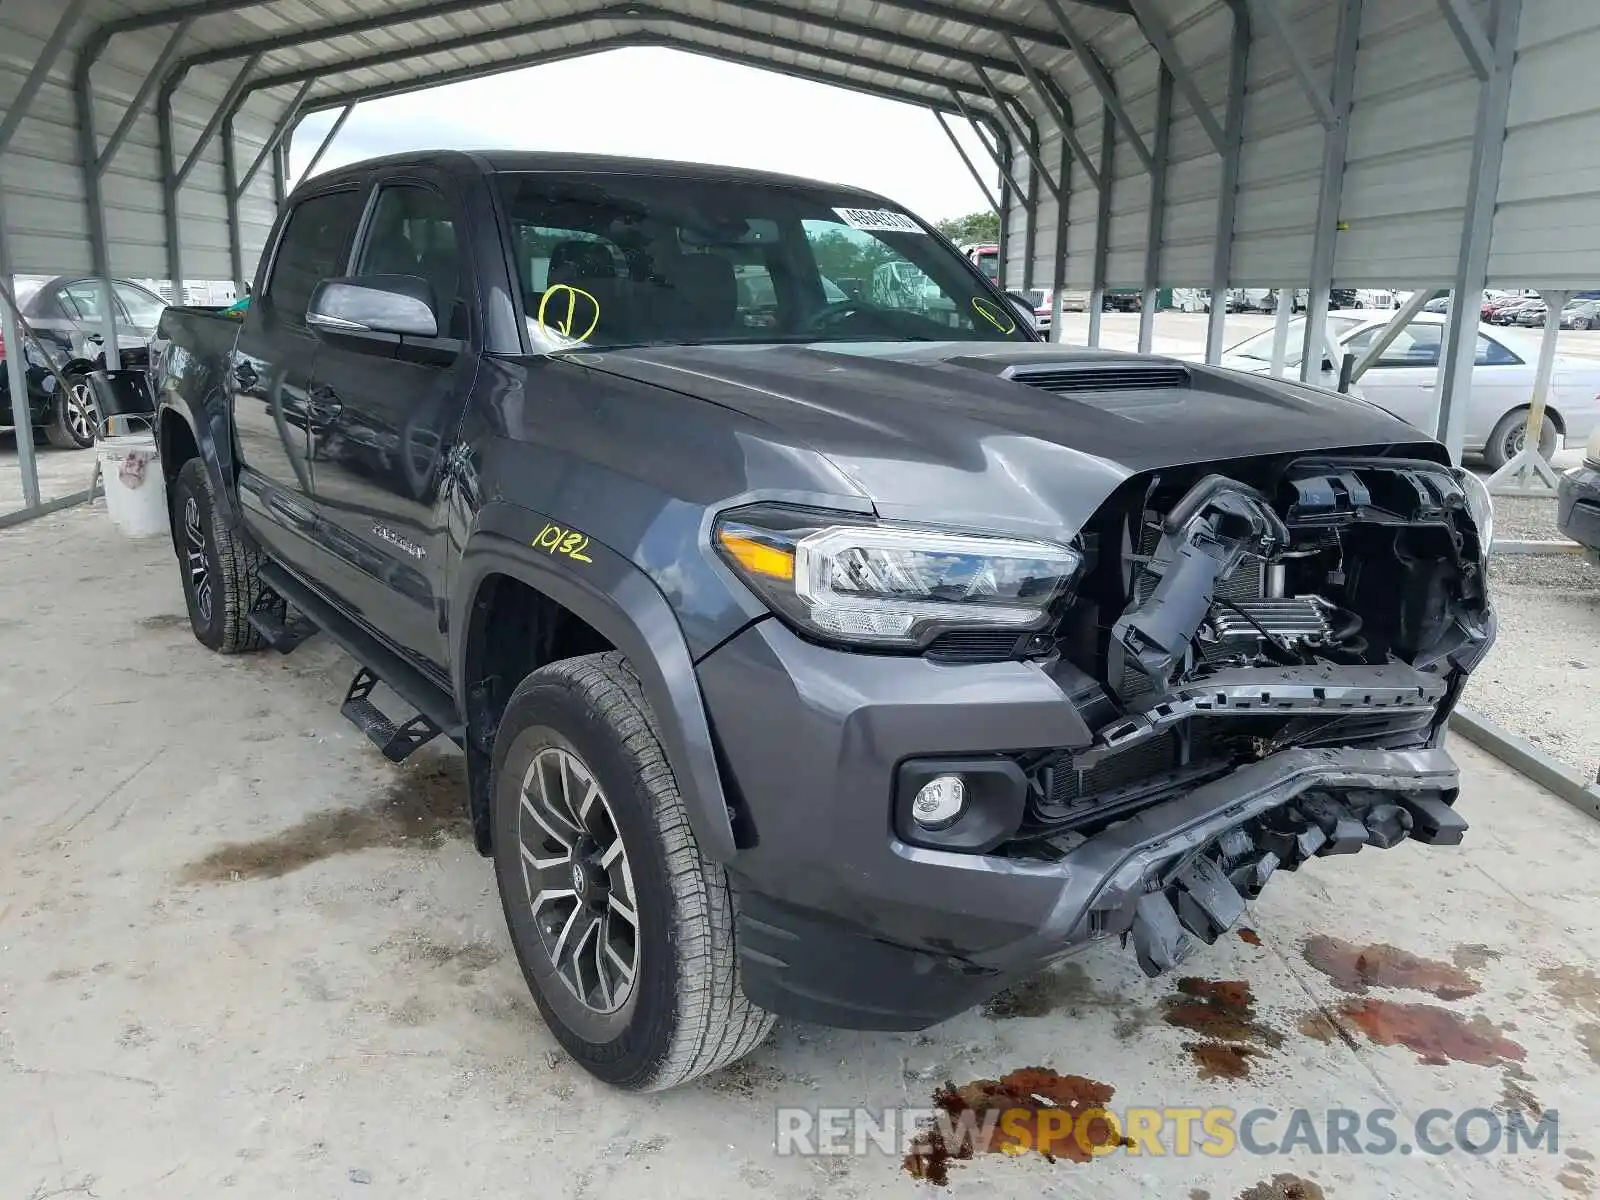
top-left (452, 505), bottom-right (738, 864)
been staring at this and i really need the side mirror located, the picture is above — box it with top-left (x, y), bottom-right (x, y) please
top-left (307, 275), bottom-right (438, 341)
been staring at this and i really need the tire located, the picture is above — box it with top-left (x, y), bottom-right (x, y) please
top-left (1483, 408), bottom-right (1559, 471)
top-left (491, 652), bottom-right (773, 1091)
top-left (170, 458), bottom-right (280, 653)
top-left (44, 374), bottom-right (97, 449)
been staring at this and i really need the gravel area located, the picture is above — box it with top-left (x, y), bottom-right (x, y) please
top-left (1468, 550), bottom-right (1600, 781)
top-left (1489, 492), bottom-right (1565, 541)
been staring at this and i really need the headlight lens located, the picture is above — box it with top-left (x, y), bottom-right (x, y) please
top-left (714, 504), bottom-right (1081, 649)
top-left (1457, 468), bottom-right (1494, 557)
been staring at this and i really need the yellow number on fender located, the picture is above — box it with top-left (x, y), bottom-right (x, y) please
top-left (533, 523), bottom-right (592, 564)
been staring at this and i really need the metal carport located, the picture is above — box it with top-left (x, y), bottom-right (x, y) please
top-left (2, 0), bottom-right (1599, 518)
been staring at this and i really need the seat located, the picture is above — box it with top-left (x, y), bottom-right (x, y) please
top-left (660, 253), bottom-right (738, 340)
top-left (539, 239), bottom-right (630, 343)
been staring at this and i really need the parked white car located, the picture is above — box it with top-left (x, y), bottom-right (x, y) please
top-left (1207, 311), bottom-right (1600, 468)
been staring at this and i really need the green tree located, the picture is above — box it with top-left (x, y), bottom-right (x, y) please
top-left (935, 211), bottom-right (1001, 245)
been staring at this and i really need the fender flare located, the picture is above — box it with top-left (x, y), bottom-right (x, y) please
top-left (157, 392), bottom-right (240, 526)
top-left (452, 503), bottom-right (738, 863)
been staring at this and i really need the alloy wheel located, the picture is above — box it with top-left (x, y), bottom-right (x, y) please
top-left (183, 495), bottom-right (213, 625)
top-left (516, 745), bottom-right (640, 1015)
top-left (67, 382), bottom-right (98, 444)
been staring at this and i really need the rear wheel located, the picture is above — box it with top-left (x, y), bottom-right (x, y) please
top-left (1483, 408), bottom-right (1559, 470)
top-left (44, 374), bottom-right (97, 449)
top-left (170, 458), bottom-right (280, 653)
top-left (492, 652), bottom-right (773, 1091)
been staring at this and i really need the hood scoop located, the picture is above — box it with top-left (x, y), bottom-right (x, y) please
top-left (1005, 364), bottom-right (1192, 394)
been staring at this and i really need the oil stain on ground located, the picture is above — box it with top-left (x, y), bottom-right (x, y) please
top-left (1302, 935), bottom-right (1480, 1000)
top-left (179, 759), bottom-right (468, 883)
top-left (903, 1067), bottom-right (1128, 1185)
top-left (137, 613), bottom-right (190, 632)
top-left (1300, 998), bottom-right (1524, 1067)
top-left (1238, 928), bottom-right (1262, 946)
top-left (1558, 1160), bottom-right (1595, 1196)
top-left (1236, 1174), bottom-right (1326, 1200)
top-left (1163, 978), bottom-right (1283, 1080)
top-left (1540, 965), bottom-right (1600, 1018)
top-left (982, 962), bottom-right (1103, 1019)
top-left (1501, 1062), bottom-right (1542, 1117)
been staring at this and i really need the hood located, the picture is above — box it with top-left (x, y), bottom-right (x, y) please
top-left (579, 341), bottom-right (1440, 538)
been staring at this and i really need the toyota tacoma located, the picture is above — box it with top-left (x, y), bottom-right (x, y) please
top-left (154, 151), bottom-right (1496, 1092)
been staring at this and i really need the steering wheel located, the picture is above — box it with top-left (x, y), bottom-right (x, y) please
top-left (800, 300), bottom-right (865, 333)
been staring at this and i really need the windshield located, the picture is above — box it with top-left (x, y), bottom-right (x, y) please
top-left (1225, 316), bottom-right (1364, 367)
top-left (496, 173), bottom-right (1030, 352)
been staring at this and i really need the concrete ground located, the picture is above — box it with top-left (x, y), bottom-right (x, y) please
top-left (0, 429), bottom-right (98, 516)
top-left (4, 504), bottom-right (1600, 1200)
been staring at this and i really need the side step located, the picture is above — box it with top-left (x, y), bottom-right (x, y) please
top-left (341, 667), bottom-right (446, 763)
top-left (247, 595), bottom-right (320, 654)
top-left (257, 562), bottom-right (465, 758)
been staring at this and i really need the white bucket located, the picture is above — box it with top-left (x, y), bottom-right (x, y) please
top-left (97, 418), bottom-right (167, 539)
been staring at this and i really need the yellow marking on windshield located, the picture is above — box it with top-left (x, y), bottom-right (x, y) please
top-left (537, 283), bottom-right (601, 342)
top-left (972, 296), bottom-right (1017, 335)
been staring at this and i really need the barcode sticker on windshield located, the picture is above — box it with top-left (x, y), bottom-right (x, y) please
top-left (833, 207), bottom-right (924, 234)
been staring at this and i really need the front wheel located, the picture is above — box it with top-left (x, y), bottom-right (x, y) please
top-left (44, 374), bottom-right (97, 449)
top-left (492, 652), bottom-right (773, 1091)
top-left (1483, 408), bottom-right (1559, 470)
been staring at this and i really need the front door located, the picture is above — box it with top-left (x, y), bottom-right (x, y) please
top-left (305, 177), bottom-right (477, 672)
top-left (232, 186), bottom-right (366, 567)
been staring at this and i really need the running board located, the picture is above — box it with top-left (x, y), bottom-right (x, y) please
top-left (341, 667), bottom-right (445, 763)
top-left (257, 562), bottom-right (465, 755)
top-left (247, 595), bottom-right (319, 654)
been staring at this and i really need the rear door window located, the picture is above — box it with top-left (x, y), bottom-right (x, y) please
top-left (264, 189), bottom-right (366, 328)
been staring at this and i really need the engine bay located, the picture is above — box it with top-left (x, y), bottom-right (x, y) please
top-left (1007, 453), bottom-right (1494, 855)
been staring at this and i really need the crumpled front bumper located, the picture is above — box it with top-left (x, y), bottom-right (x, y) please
top-left (699, 618), bottom-right (1467, 1031)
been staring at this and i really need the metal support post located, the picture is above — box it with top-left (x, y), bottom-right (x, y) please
top-left (0, 0), bottom-right (91, 153)
top-left (1126, 0), bottom-right (1229, 156)
top-left (1299, 0), bottom-right (1362, 381)
top-left (223, 115), bottom-right (245, 293)
top-left (1088, 107), bottom-right (1115, 348)
top-left (933, 111), bottom-right (1000, 214)
top-left (1438, 0), bottom-right (1495, 80)
top-left (175, 53), bottom-right (262, 186)
top-left (1486, 289), bottom-right (1568, 491)
top-left (1247, 0), bottom-right (1338, 128)
top-left (1139, 66), bottom-right (1174, 354)
top-left (1001, 36), bottom-right (1103, 185)
top-left (1206, 0), bottom-right (1251, 363)
top-left (299, 103), bottom-right (356, 182)
top-left (239, 78), bottom-right (316, 196)
top-left (1051, 131), bottom-right (1070, 344)
top-left (0, 206), bottom-right (39, 510)
top-left (96, 18), bottom-right (194, 173)
top-left (1037, 0), bottom-right (1156, 169)
top-left (158, 90), bottom-right (185, 298)
top-left (973, 68), bottom-right (1066, 205)
top-left (273, 141), bottom-right (288, 207)
top-left (1436, 0), bottom-right (1521, 464)
top-left (1349, 287), bottom-right (1444, 380)
top-left (1269, 287), bottom-right (1295, 377)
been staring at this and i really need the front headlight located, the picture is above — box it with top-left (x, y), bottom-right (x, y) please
top-left (1457, 468), bottom-right (1494, 558)
top-left (713, 504), bottom-right (1081, 649)
top-left (1585, 425), bottom-right (1600, 467)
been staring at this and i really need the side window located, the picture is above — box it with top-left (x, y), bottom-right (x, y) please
top-left (356, 184), bottom-right (468, 339)
top-left (1477, 335), bottom-right (1520, 365)
top-left (264, 189), bottom-right (365, 328)
top-left (1359, 323), bottom-right (1442, 368)
top-left (59, 281), bottom-right (109, 323)
top-left (114, 283), bottom-right (166, 327)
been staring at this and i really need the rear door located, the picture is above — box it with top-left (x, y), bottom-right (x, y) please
top-left (231, 185), bottom-right (366, 566)
top-left (303, 172), bottom-right (477, 671)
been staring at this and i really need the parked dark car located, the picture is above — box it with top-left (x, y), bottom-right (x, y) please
top-left (154, 150), bottom-right (1495, 1092)
top-left (0, 276), bottom-right (166, 448)
top-left (1559, 431), bottom-right (1600, 566)
top-left (1561, 300), bottom-right (1600, 330)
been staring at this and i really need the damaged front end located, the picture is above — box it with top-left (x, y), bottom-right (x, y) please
top-left (1015, 453), bottom-right (1494, 974)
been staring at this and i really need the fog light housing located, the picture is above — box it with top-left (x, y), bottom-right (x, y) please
top-left (911, 775), bottom-right (967, 829)
top-left (895, 758), bottom-right (1027, 852)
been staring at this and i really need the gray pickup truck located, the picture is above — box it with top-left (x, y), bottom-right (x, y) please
top-left (154, 149), bottom-right (1496, 1091)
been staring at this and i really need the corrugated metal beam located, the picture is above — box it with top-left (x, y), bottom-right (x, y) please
top-left (1002, 35), bottom-right (1103, 188)
top-left (836, 0), bottom-right (1082, 55)
top-left (1125, 0), bottom-right (1228, 156)
top-left (1298, 0), bottom-right (1362, 381)
top-left (175, 53), bottom-right (262, 186)
top-left (1437, 0), bottom-right (1495, 80)
top-left (932, 111), bottom-right (1000, 215)
top-left (0, 193), bottom-right (41, 510)
top-left (222, 114), bottom-right (245, 291)
top-left (96, 18), bottom-right (195, 174)
top-left (158, 87), bottom-right (184, 294)
top-left (1206, 0), bottom-right (1251, 363)
top-left (298, 104), bottom-right (356, 183)
top-left (1350, 287), bottom-right (1444, 380)
top-left (82, 0), bottom-right (281, 42)
top-left (0, 0), bottom-right (91, 153)
top-left (1088, 108), bottom-right (1115, 348)
top-left (1140, 66), bottom-right (1174, 354)
top-left (1247, 0), bottom-right (1337, 129)
top-left (1436, 0), bottom-right (1522, 461)
top-left (1034, 0), bottom-right (1155, 173)
top-left (973, 68), bottom-right (1066, 205)
top-left (237, 79), bottom-right (316, 197)
top-left (1050, 130), bottom-right (1071, 343)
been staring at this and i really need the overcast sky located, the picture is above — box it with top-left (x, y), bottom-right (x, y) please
top-left (288, 46), bottom-right (996, 224)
